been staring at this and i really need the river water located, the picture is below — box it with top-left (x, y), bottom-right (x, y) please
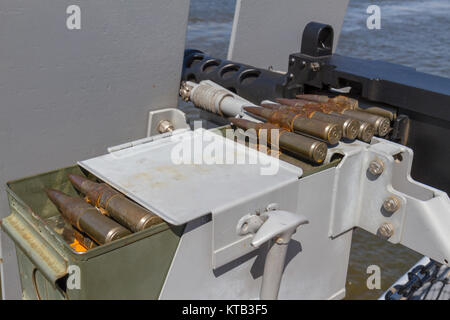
top-left (185, 0), bottom-right (450, 299)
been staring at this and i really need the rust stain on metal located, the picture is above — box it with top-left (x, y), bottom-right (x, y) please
top-left (7, 215), bottom-right (66, 276)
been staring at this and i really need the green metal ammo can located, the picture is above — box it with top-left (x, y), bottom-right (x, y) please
top-left (1, 165), bottom-right (183, 299)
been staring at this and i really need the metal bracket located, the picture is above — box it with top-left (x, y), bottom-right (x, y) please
top-left (211, 177), bottom-right (301, 270)
top-left (147, 108), bottom-right (189, 137)
top-left (236, 206), bottom-right (309, 300)
top-left (249, 210), bottom-right (308, 248)
top-left (328, 138), bottom-right (450, 266)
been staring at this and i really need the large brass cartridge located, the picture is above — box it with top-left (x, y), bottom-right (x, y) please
top-left (229, 117), bottom-right (327, 164)
top-left (276, 98), bottom-right (390, 137)
top-left (243, 106), bottom-right (342, 145)
top-left (326, 112), bottom-right (375, 143)
top-left (338, 109), bottom-right (390, 137)
top-left (262, 103), bottom-right (360, 140)
top-left (68, 174), bottom-right (163, 232)
top-left (46, 189), bottom-right (131, 245)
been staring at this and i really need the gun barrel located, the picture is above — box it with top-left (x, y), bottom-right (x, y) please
top-left (46, 189), bottom-right (131, 245)
top-left (68, 174), bottom-right (163, 232)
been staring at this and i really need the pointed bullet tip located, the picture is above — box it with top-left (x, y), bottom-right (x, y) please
top-left (243, 106), bottom-right (261, 112)
top-left (260, 103), bottom-right (279, 110)
top-left (45, 188), bottom-right (58, 195)
top-left (45, 188), bottom-right (65, 206)
top-left (67, 173), bottom-right (89, 190)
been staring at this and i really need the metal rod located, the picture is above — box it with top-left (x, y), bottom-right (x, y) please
top-left (260, 231), bottom-right (294, 300)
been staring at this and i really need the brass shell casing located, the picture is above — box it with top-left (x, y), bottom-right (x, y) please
top-left (229, 117), bottom-right (327, 164)
top-left (68, 174), bottom-right (163, 233)
top-left (46, 189), bottom-right (131, 245)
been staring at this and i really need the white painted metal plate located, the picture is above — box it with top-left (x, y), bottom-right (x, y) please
top-left (79, 130), bottom-right (302, 225)
top-left (160, 166), bottom-right (352, 299)
top-left (228, 0), bottom-right (349, 72)
top-left (0, 0), bottom-right (190, 298)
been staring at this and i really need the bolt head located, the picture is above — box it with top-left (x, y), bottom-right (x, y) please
top-left (157, 120), bottom-right (174, 134)
top-left (266, 203), bottom-right (279, 211)
top-left (383, 196), bottom-right (400, 213)
top-left (310, 62), bottom-right (320, 71)
top-left (368, 159), bottom-right (384, 176)
top-left (378, 223), bottom-right (394, 238)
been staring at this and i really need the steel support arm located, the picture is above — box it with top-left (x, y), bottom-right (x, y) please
top-left (327, 138), bottom-right (450, 266)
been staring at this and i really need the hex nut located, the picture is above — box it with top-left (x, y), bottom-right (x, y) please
top-left (383, 196), bottom-right (401, 213)
top-left (378, 223), bottom-right (394, 238)
top-left (368, 159), bottom-right (384, 176)
top-left (157, 120), bottom-right (174, 133)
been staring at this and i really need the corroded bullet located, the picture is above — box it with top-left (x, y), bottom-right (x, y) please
top-left (261, 103), bottom-right (305, 114)
top-left (46, 189), bottom-right (131, 245)
top-left (244, 106), bottom-right (342, 145)
top-left (229, 117), bottom-right (327, 164)
top-left (297, 94), bottom-right (395, 119)
top-left (295, 94), bottom-right (330, 103)
top-left (276, 98), bottom-right (390, 137)
top-left (262, 103), bottom-right (360, 140)
top-left (296, 94), bottom-right (359, 109)
top-left (276, 98), bottom-right (311, 108)
top-left (68, 174), bottom-right (163, 232)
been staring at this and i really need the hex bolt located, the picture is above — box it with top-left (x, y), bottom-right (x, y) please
top-left (266, 203), bottom-right (279, 211)
top-left (157, 120), bottom-right (174, 133)
top-left (179, 81), bottom-right (193, 101)
top-left (378, 223), bottom-right (394, 238)
top-left (368, 159), bottom-right (384, 176)
top-left (383, 196), bottom-right (401, 213)
top-left (310, 62), bottom-right (321, 71)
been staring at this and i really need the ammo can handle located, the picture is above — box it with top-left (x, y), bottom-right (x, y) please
top-left (1, 213), bottom-right (68, 286)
